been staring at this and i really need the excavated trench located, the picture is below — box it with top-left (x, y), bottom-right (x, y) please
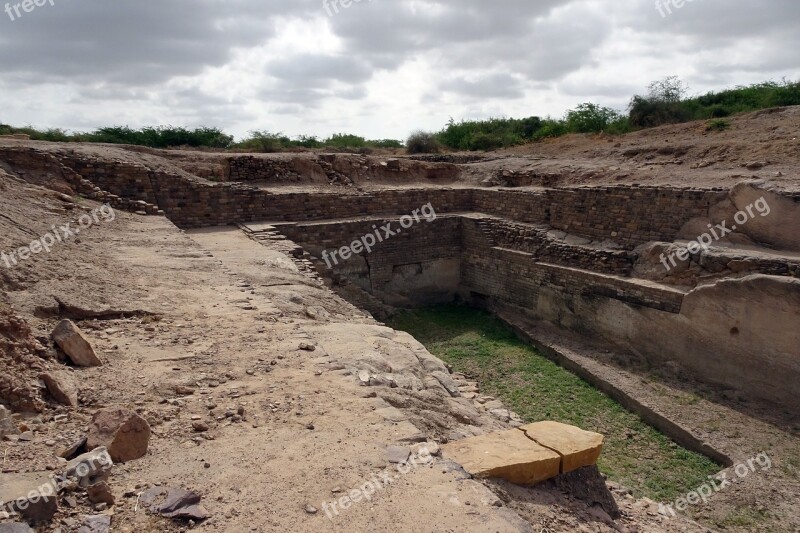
top-left (227, 178), bottom-right (800, 477)
top-left (5, 144), bottom-right (800, 500)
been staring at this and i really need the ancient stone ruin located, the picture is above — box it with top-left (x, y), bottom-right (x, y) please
top-left (1, 128), bottom-right (799, 531)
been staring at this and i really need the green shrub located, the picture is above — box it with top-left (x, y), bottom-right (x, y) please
top-left (629, 78), bottom-right (800, 128)
top-left (629, 95), bottom-right (692, 128)
top-left (323, 133), bottom-right (366, 149)
top-left (565, 103), bottom-right (623, 133)
top-left (706, 119), bottom-right (731, 132)
top-left (469, 132), bottom-right (505, 151)
top-left (406, 131), bottom-right (441, 154)
top-left (236, 131), bottom-right (290, 152)
top-left (436, 117), bottom-right (545, 151)
top-left (367, 139), bottom-right (404, 149)
top-left (294, 135), bottom-right (323, 149)
top-left (531, 118), bottom-right (568, 140)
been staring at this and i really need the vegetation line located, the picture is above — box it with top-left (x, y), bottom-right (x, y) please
top-left (2, 78), bottom-right (798, 154)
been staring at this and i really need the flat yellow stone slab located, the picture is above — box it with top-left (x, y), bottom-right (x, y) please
top-left (442, 429), bottom-right (561, 485)
top-left (519, 421), bottom-right (604, 474)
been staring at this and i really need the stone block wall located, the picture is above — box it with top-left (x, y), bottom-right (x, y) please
top-left (475, 218), bottom-right (635, 275)
top-left (547, 186), bottom-right (727, 244)
top-left (228, 156), bottom-right (304, 182)
top-left (473, 186), bottom-right (727, 245)
top-left (58, 155), bottom-right (159, 205)
top-left (278, 216), bottom-right (463, 298)
top-left (460, 220), bottom-right (683, 314)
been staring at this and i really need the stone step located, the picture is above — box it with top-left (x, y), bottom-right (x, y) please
top-left (442, 422), bottom-right (604, 485)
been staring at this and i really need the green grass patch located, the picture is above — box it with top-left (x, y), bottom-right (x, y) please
top-left (706, 119), bottom-right (731, 132)
top-left (387, 304), bottom-right (720, 502)
top-left (717, 506), bottom-right (771, 530)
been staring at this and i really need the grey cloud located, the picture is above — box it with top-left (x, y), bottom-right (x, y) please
top-left (0, 0), bottom-right (796, 138)
top-left (440, 73), bottom-right (525, 99)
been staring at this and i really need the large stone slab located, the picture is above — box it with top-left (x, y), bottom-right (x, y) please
top-left (442, 428), bottom-right (561, 485)
top-left (519, 421), bottom-right (604, 474)
top-left (0, 472), bottom-right (59, 525)
top-left (52, 320), bottom-right (102, 367)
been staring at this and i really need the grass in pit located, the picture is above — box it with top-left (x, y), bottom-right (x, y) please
top-left (387, 304), bottom-right (720, 502)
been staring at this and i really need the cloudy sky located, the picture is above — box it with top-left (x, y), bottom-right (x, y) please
top-left (1, 0), bottom-right (798, 140)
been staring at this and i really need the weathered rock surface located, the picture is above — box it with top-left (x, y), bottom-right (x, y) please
top-left (0, 472), bottom-right (58, 525)
top-left (386, 445), bottom-right (411, 464)
top-left (519, 421), bottom-right (604, 474)
top-left (87, 481), bottom-right (115, 506)
top-left (86, 408), bottom-right (150, 462)
top-left (39, 371), bottom-right (78, 407)
top-left (0, 524), bottom-right (34, 533)
top-left (52, 320), bottom-right (102, 367)
top-left (140, 487), bottom-right (211, 520)
top-left (77, 514), bottom-right (111, 533)
top-left (443, 428), bottom-right (561, 485)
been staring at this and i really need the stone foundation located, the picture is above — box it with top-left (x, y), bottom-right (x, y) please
top-left (4, 145), bottom-right (799, 410)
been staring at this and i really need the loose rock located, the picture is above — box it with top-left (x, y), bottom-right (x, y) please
top-left (77, 514), bottom-right (111, 533)
top-left (39, 372), bottom-right (79, 407)
top-left (52, 320), bottom-right (103, 367)
top-left (86, 408), bottom-right (151, 462)
top-left (0, 406), bottom-right (19, 440)
top-left (65, 447), bottom-right (113, 488)
top-left (87, 481), bottom-right (115, 506)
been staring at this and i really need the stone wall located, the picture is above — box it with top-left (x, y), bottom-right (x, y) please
top-left (0, 148), bottom-right (161, 215)
top-left (58, 155), bottom-right (159, 205)
top-left (278, 216), bottom-right (463, 305)
top-left (476, 217), bottom-right (635, 275)
top-left (473, 187), bottom-right (727, 246)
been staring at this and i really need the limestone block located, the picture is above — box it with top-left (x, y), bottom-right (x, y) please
top-left (442, 428), bottom-right (561, 485)
top-left (519, 421), bottom-right (604, 474)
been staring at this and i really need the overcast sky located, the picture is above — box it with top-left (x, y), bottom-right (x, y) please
top-left (1, 0), bottom-right (798, 140)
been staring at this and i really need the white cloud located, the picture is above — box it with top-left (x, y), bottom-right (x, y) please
top-left (0, 0), bottom-right (797, 140)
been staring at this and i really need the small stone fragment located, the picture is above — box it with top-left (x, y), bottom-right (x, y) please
top-left (87, 481), bottom-right (115, 506)
top-left (78, 514), bottom-right (111, 533)
top-left (192, 421), bottom-right (210, 433)
top-left (65, 447), bottom-right (113, 488)
top-left (386, 445), bottom-right (411, 465)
